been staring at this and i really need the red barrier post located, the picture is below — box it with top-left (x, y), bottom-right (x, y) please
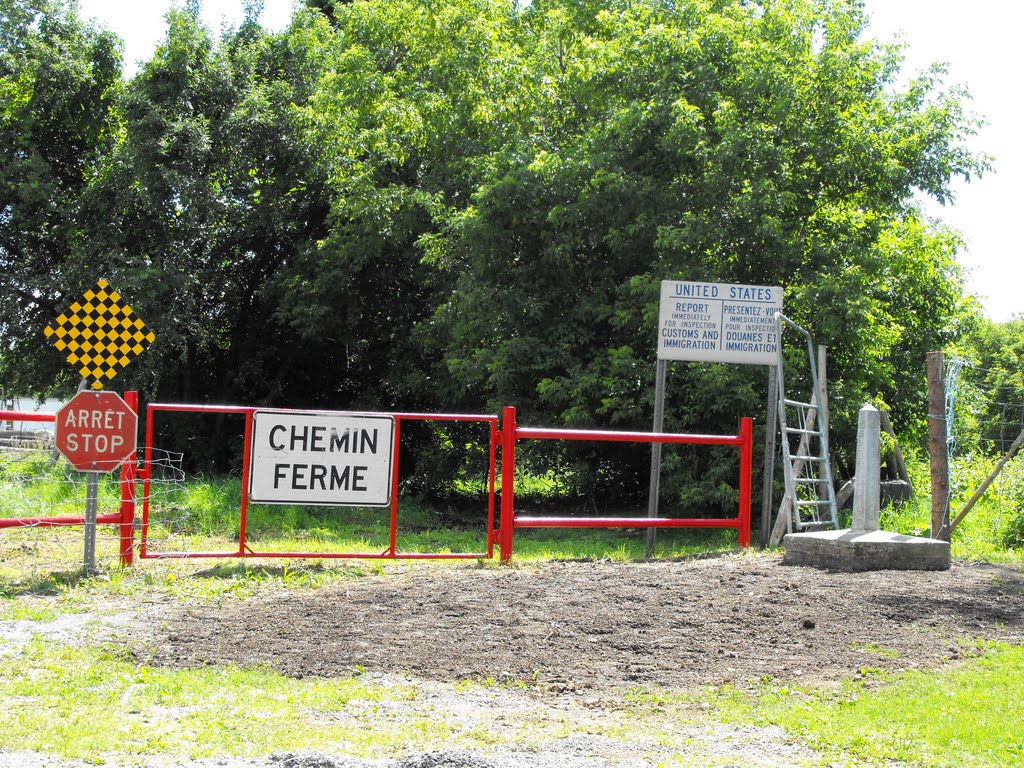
top-left (239, 409), bottom-right (254, 555)
top-left (388, 416), bottom-right (403, 556)
top-left (738, 416), bottom-right (753, 548)
top-left (118, 391), bottom-right (139, 566)
top-left (499, 406), bottom-right (517, 562)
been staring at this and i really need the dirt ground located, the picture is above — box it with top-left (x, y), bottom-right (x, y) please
top-left (139, 553), bottom-right (1024, 691)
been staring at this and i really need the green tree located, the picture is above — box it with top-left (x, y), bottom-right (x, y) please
top-left (272, 0), bottom-right (525, 410)
top-left (0, 0), bottom-right (121, 394)
top-left (77, 8), bottom-right (334, 411)
top-left (0, 0), bottom-right (986, 507)
top-left (952, 317), bottom-right (1024, 455)
top-left (428, 0), bottom-right (984, 505)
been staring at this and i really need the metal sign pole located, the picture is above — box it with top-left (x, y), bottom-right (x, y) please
top-left (760, 365), bottom-right (778, 548)
top-left (646, 358), bottom-right (668, 555)
top-left (84, 471), bottom-right (99, 573)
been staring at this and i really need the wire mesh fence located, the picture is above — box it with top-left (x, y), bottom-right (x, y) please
top-left (0, 444), bottom-right (123, 577)
top-left (0, 441), bottom-right (188, 579)
top-left (944, 357), bottom-right (1024, 550)
top-left (947, 358), bottom-right (1024, 459)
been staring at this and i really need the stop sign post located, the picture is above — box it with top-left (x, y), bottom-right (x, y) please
top-left (55, 391), bottom-right (138, 572)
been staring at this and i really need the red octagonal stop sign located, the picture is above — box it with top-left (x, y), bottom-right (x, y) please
top-left (56, 391), bottom-right (138, 472)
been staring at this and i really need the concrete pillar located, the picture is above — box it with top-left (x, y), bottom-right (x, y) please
top-left (853, 403), bottom-right (881, 532)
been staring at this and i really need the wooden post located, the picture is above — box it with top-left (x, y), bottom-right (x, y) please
top-left (816, 345), bottom-right (831, 504)
top-left (927, 352), bottom-right (950, 542)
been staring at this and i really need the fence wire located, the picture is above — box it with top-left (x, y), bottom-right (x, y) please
top-left (944, 357), bottom-right (1024, 547)
top-left (137, 449), bottom-right (203, 555)
top-left (0, 445), bottom-right (122, 578)
top-left (946, 358), bottom-right (1024, 458)
top-left (0, 439), bottom-right (187, 579)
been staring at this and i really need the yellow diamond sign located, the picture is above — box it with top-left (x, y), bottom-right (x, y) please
top-left (44, 279), bottom-right (156, 390)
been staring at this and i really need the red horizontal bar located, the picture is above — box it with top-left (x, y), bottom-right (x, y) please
top-left (0, 411), bottom-right (55, 423)
top-left (139, 551), bottom-right (488, 560)
top-left (514, 516), bottom-right (740, 529)
top-left (148, 403), bottom-right (255, 414)
top-left (392, 412), bottom-right (498, 423)
top-left (148, 404), bottom-right (499, 423)
top-left (516, 426), bottom-right (743, 446)
top-left (0, 513), bottom-right (121, 529)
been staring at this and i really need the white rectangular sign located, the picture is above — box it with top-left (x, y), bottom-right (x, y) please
top-left (248, 410), bottom-right (395, 506)
top-left (658, 281), bottom-right (783, 365)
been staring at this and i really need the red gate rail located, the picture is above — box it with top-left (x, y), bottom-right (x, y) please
top-left (497, 406), bottom-right (752, 561)
top-left (0, 411), bottom-right (55, 423)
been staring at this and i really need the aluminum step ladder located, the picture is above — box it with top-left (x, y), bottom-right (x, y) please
top-left (774, 313), bottom-right (838, 535)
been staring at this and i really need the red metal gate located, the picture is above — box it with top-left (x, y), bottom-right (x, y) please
top-left (138, 404), bottom-right (499, 560)
top-left (496, 406), bottom-right (753, 561)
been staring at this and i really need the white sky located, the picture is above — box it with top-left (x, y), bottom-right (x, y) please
top-left (77, 0), bottom-right (1022, 322)
top-left (862, 0), bottom-right (1023, 322)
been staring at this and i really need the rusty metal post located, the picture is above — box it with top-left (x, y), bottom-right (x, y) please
top-left (646, 358), bottom-right (667, 555)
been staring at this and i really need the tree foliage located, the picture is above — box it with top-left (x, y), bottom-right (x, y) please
top-left (0, 0), bottom-right (988, 506)
top-left (0, 0), bottom-right (121, 392)
top-left (951, 317), bottom-right (1024, 457)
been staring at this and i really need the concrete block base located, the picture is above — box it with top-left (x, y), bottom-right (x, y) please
top-left (782, 529), bottom-right (951, 572)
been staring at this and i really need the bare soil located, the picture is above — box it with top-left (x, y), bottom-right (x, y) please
top-left (140, 553), bottom-right (1024, 690)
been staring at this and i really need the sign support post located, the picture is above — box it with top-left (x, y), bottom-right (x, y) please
top-left (55, 390), bottom-right (139, 572)
top-left (44, 278), bottom-right (157, 569)
top-left (646, 358), bottom-right (668, 554)
top-left (760, 365), bottom-right (778, 548)
top-left (84, 472), bottom-right (99, 573)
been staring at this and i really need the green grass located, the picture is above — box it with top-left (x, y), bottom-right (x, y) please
top-left (0, 638), bottom-right (580, 762)
top-left (5, 447), bottom-right (1024, 766)
top-left (881, 449), bottom-right (1024, 566)
top-left (3, 632), bottom-right (1020, 766)
top-left (0, 639), bottom-right (425, 760)
top-left (706, 642), bottom-right (1024, 767)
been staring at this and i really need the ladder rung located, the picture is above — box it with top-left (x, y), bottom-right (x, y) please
top-left (784, 399), bottom-right (818, 410)
top-left (786, 427), bottom-right (819, 436)
top-left (795, 477), bottom-right (829, 484)
top-left (795, 499), bottom-right (833, 507)
top-left (791, 454), bottom-right (823, 462)
top-left (798, 521), bottom-right (834, 532)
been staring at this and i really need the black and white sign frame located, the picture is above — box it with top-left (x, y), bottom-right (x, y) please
top-left (248, 409), bottom-right (396, 507)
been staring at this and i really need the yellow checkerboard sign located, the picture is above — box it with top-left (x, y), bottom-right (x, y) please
top-left (43, 279), bottom-right (156, 390)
